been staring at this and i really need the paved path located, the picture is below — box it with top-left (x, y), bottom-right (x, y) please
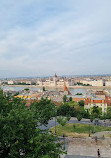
top-left (63, 137), bottom-right (111, 158)
top-left (65, 156), bottom-right (109, 158)
top-left (94, 131), bottom-right (111, 138)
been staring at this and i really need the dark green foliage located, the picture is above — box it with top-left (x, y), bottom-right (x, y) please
top-left (42, 87), bottom-right (45, 91)
top-left (91, 106), bottom-right (102, 119)
top-left (78, 100), bottom-right (84, 106)
top-left (69, 97), bottom-right (72, 102)
top-left (0, 89), bottom-right (64, 157)
top-left (77, 114), bottom-right (82, 121)
top-left (31, 98), bottom-right (55, 125)
top-left (75, 93), bottom-right (83, 95)
top-left (57, 103), bottom-right (90, 119)
top-left (24, 88), bottom-right (29, 91)
top-left (57, 116), bottom-right (70, 127)
top-left (57, 104), bottom-right (74, 117)
top-left (63, 95), bottom-right (67, 103)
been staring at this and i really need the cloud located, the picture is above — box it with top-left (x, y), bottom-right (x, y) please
top-left (0, 0), bottom-right (111, 77)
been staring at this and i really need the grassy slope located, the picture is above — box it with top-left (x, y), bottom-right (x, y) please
top-left (50, 123), bottom-right (111, 137)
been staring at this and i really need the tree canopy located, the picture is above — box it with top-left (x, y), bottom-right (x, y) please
top-left (0, 89), bottom-right (64, 158)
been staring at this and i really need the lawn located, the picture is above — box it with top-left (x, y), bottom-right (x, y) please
top-left (50, 123), bottom-right (111, 137)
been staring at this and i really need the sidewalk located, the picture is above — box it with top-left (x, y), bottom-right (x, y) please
top-left (64, 137), bottom-right (111, 158)
top-left (65, 156), bottom-right (109, 158)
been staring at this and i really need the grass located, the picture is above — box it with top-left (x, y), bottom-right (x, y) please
top-left (50, 123), bottom-right (111, 137)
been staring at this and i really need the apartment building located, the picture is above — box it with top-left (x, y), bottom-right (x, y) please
top-left (84, 98), bottom-right (107, 113)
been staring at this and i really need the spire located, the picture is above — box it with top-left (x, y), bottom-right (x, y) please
top-left (64, 81), bottom-right (72, 95)
top-left (64, 81), bottom-right (68, 91)
top-left (54, 73), bottom-right (57, 78)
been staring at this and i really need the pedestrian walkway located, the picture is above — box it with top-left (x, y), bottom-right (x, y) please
top-left (65, 155), bottom-right (109, 158)
top-left (65, 137), bottom-right (111, 158)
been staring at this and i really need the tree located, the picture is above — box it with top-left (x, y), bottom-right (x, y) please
top-left (77, 114), bottom-right (82, 121)
top-left (106, 106), bottom-right (111, 119)
top-left (0, 89), bottom-right (64, 157)
top-left (57, 104), bottom-right (74, 116)
top-left (75, 93), bottom-right (83, 95)
top-left (69, 97), bottom-right (72, 102)
top-left (63, 95), bottom-right (67, 103)
top-left (42, 86), bottom-right (45, 91)
top-left (24, 88), bottom-right (29, 91)
top-left (91, 106), bottom-right (102, 119)
top-left (57, 116), bottom-right (71, 127)
top-left (65, 101), bottom-right (79, 108)
top-left (78, 100), bottom-right (84, 106)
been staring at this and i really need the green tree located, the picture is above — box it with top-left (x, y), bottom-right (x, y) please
top-left (106, 106), bottom-right (111, 119)
top-left (75, 93), bottom-right (83, 95)
top-left (42, 86), bottom-right (45, 91)
top-left (77, 114), bottom-right (82, 121)
top-left (78, 100), bottom-right (84, 106)
top-left (0, 89), bottom-right (64, 157)
top-left (69, 97), bottom-right (72, 102)
top-left (24, 88), bottom-right (29, 91)
top-left (91, 106), bottom-right (102, 119)
top-left (57, 116), bottom-right (70, 127)
top-left (57, 104), bottom-right (74, 117)
top-left (63, 95), bottom-right (67, 103)
top-left (65, 101), bottom-right (79, 108)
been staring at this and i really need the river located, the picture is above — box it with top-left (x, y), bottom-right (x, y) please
top-left (1, 85), bottom-right (88, 95)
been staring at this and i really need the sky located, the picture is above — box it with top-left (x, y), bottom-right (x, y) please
top-left (0, 0), bottom-right (111, 78)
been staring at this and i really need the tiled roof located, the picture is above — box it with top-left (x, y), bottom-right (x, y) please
top-left (85, 97), bottom-right (107, 105)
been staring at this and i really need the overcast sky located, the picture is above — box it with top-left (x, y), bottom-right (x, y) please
top-left (0, 0), bottom-right (111, 78)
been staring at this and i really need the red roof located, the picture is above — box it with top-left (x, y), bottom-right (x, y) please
top-left (85, 98), bottom-right (107, 105)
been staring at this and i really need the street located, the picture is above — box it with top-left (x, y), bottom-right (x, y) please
top-left (39, 117), bottom-right (111, 130)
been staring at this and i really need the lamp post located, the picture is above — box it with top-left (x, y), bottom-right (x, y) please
top-left (55, 106), bottom-right (57, 134)
top-left (55, 115), bottom-right (56, 134)
top-left (89, 122), bottom-right (90, 137)
top-left (63, 134), bottom-right (65, 149)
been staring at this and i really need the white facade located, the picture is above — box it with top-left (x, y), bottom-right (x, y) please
top-left (105, 81), bottom-right (111, 87)
top-left (8, 80), bottom-right (14, 85)
top-left (85, 102), bottom-right (107, 113)
top-left (37, 75), bottom-right (73, 87)
top-left (91, 80), bottom-right (103, 87)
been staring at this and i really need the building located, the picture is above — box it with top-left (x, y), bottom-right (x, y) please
top-left (72, 96), bottom-right (85, 102)
top-left (95, 91), bottom-right (106, 99)
top-left (8, 80), bottom-right (14, 85)
top-left (37, 74), bottom-right (73, 87)
top-left (84, 98), bottom-right (107, 113)
top-left (91, 79), bottom-right (103, 87)
top-left (105, 80), bottom-right (111, 87)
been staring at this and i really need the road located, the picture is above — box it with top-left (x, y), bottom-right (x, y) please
top-left (39, 117), bottom-right (111, 130)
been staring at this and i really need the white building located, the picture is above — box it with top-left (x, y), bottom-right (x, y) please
top-left (37, 74), bottom-right (73, 87)
top-left (8, 80), bottom-right (14, 85)
top-left (105, 81), bottom-right (111, 87)
top-left (91, 80), bottom-right (103, 87)
top-left (84, 98), bottom-right (107, 113)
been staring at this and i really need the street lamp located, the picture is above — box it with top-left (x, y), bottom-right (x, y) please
top-left (89, 122), bottom-right (90, 137)
top-left (63, 134), bottom-right (65, 149)
top-left (55, 106), bottom-right (57, 134)
top-left (55, 115), bottom-right (56, 134)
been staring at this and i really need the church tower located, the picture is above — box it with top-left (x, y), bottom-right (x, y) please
top-left (53, 73), bottom-right (57, 86)
top-left (64, 81), bottom-right (72, 95)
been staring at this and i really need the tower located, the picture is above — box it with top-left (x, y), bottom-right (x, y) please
top-left (53, 73), bottom-right (57, 86)
top-left (64, 81), bottom-right (72, 95)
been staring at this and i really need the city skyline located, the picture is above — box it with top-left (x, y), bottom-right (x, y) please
top-left (0, 0), bottom-right (111, 78)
